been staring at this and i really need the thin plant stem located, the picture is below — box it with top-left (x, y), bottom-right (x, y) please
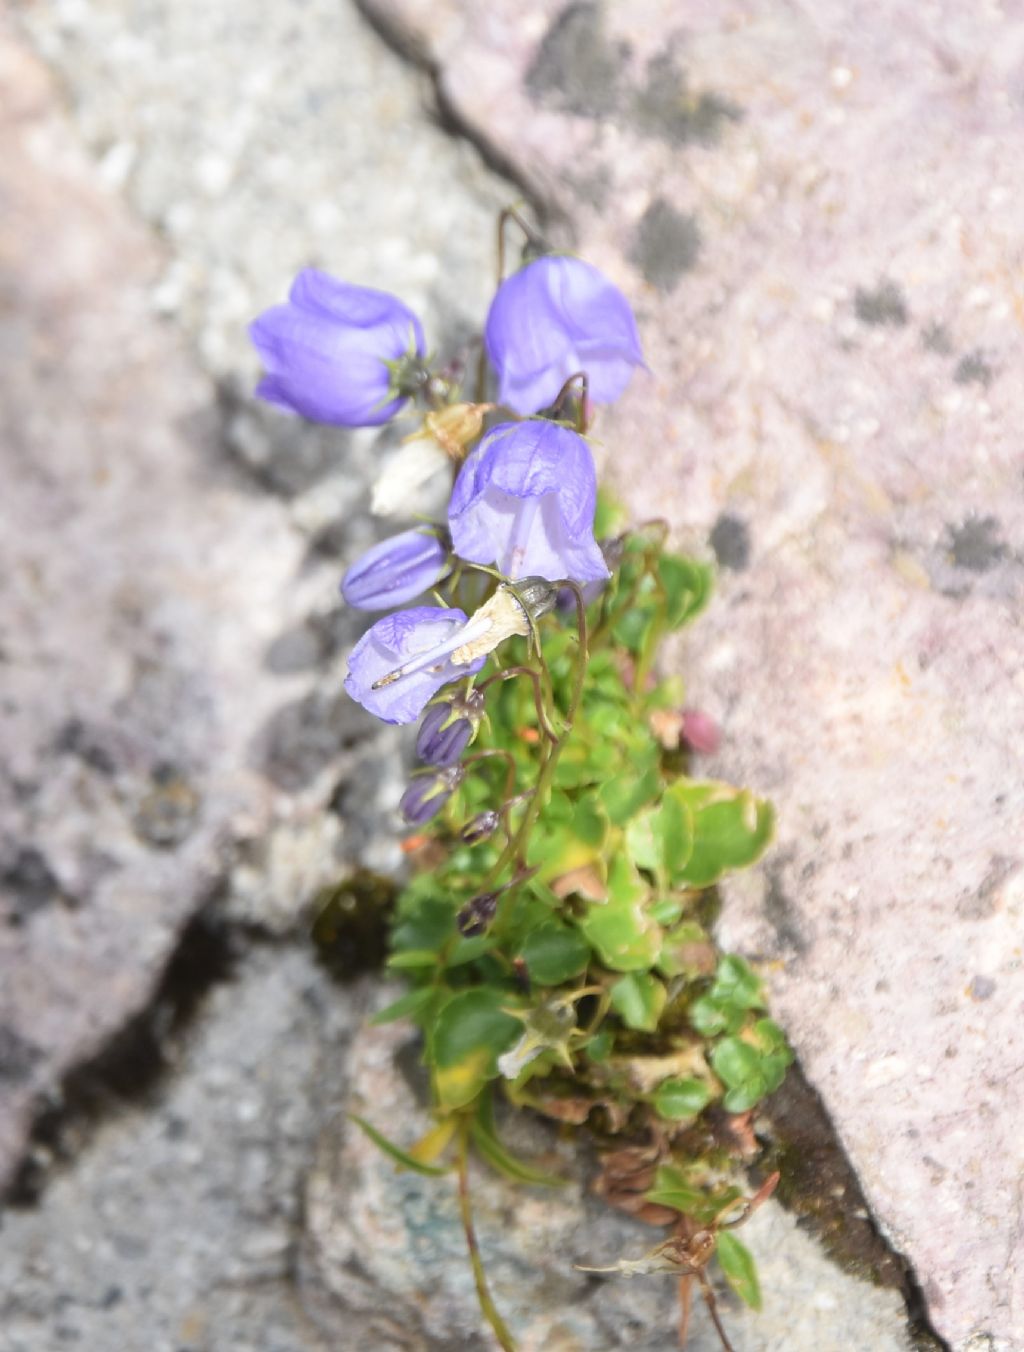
top-left (480, 579), bottom-right (590, 885)
top-left (479, 666), bottom-right (559, 743)
top-left (496, 204), bottom-right (539, 288)
top-left (456, 1123), bottom-right (517, 1352)
top-left (550, 371), bottom-right (590, 433)
top-left (697, 1274), bottom-right (735, 1352)
top-left (463, 748), bottom-right (518, 802)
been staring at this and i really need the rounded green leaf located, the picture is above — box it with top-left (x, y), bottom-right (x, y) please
top-left (432, 989), bottom-right (521, 1110)
top-left (710, 955), bottom-right (765, 1010)
top-left (652, 1077), bottom-right (712, 1121)
top-left (579, 856), bottom-right (661, 971)
top-left (520, 921), bottom-right (590, 985)
top-left (609, 972), bottom-right (667, 1031)
top-left (710, 1036), bottom-right (762, 1088)
top-left (678, 788), bottom-right (776, 887)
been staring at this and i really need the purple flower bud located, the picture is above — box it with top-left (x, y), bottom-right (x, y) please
top-left (400, 766), bottom-right (463, 825)
top-left (341, 529), bottom-right (449, 611)
top-left (416, 701), bottom-right (473, 767)
top-left (250, 270), bottom-right (426, 427)
top-left (456, 890), bottom-right (501, 937)
top-left (448, 421), bottom-right (609, 584)
top-left (344, 607), bottom-right (486, 725)
top-left (484, 255), bottom-right (646, 415)
top-left (460, 810), bottom-right (500, 845)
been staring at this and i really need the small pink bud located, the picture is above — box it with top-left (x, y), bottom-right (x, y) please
top-left (681, 708), bottom-right (721, 756)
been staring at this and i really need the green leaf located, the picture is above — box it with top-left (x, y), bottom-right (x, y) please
top-left (716, 1232), bottom-right (762, 1310)
top-left (676, 785), bottom-right (775, 887)
top-left (609, 972), bottom-right (667, 1032)
top-left (369, 986), bottom-right (437, 1026)
top-left (520, 921), bottom-right (590, 985)
top-left (655, 921), bottom-right (715, 978)
top-left (710, 955), bottom-right (766, 1010)
top-left (600, 765), bottom-right (661, 826)
top-left (721, 1080), bottom-right (767, 1113)
top-left (391, 895), bottom-right (454, 957)
top-left (624, 783), bottom-right (695, 885)
top-left (652, 1076), bottom-right (712, 1121)
top-left (387, 949), bottom-right (442, 970)
top-left (469, 1092), bottom-right (567, 1188)
top-left (432, 989), bottom-right (522, 1111)
top-left (579, 855), bottom-right (661, 971)
top-left (585, 1029), bottom-right (613, 1062)
top-left (526, 798), bottom-right (609, 883)
top-left (648, 896), bottom-right (684, 927)
top-left (644, 1164), bottom-right (728, 1226)
top-left (658, 554), bottom-right (714, 630)
top-left (658, 782), bottom-right (696, 880)
top-left (710, 1037), bottom-right (762, 1088)
top-left (688, 994), bottom-right (745, 1037)
top-left (348, 1115), bottom-right (451, 1177)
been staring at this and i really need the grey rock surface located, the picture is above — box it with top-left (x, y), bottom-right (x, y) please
top-left (358, 2), bottom-right (1024, 1347)
top-left (0, 945), bottom-right (357, 1352)
top-left (0, 20), bottom-right (313, 1191)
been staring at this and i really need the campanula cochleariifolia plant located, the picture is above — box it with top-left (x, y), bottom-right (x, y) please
top-left (250, 206), bottom-right (790, 1352)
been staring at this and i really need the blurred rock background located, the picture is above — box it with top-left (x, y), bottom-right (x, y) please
top-left (2, 2), bottom-right (1019, 1349)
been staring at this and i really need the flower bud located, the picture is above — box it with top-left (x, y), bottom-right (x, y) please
top-left (456, 890), bottom-right (500, 937)
top-left (512, 576), bottom-right (561, 621)
top-left (341, 528), bottom-right (449, 611)
top-left (399, 766), bottom-right (464, 826)
top-left (422, 402), bottom-right (494, 461)
top-left (681, 709), bottom-right (721, 756)
top-left (460, 810), bottom-right (500, 844)
top-left (416, 701), bottom-right (473, 767)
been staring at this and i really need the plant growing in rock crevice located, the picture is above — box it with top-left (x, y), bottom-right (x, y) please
top-left (252, 207), bottom-right (790, 1351)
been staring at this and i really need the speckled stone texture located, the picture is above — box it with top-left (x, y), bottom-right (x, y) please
top-left (359, 3), bottom-right (1024, 1348)
top-left (0, 24), bottom-right (316, 1191)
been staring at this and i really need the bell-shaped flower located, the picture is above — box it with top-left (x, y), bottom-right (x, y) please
top-left (344, 606), bottom-right (486, 725)
top-left (448, 421), bottom-right (609, 583)
top-left (250, 270), bottom-right (425, 427)
top-left (341, 528), bottom-right (449, 611)
top-left (484, 255), bottom-right (645, 415)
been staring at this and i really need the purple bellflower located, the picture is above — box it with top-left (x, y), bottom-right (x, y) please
top-left (448, 421), bottom-right (609, 583)
top-left (250, 270), bottom-right (425, 427)
top-left (484, 255), bottom-right (645, 415)
top-left (344, 607), bottom-right (486, 725)
top-left (341, 528), bottom-right (449, 611)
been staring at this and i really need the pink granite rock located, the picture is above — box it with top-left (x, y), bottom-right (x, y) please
top-left (362, 2), bottom-right (1024, 1346)
top-left (0, 26), bottom-right (318, 1189)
